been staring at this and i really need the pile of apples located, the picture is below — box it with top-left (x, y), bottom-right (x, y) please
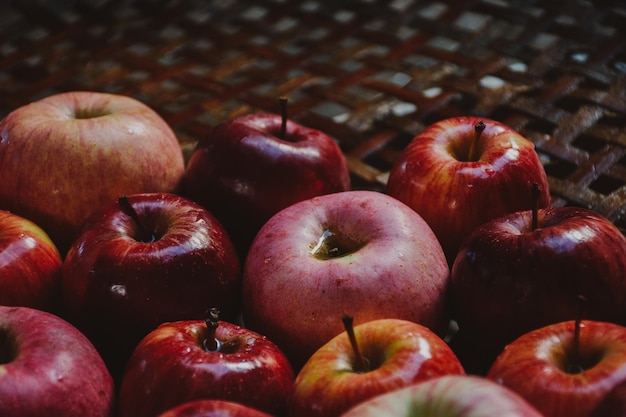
top-left (1, 90), bottom-right (626, 417)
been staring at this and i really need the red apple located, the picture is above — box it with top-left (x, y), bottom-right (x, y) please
top-left (0, 305), bottom-right (114, 417)
top-left (387, 116), bottom-right (550, 263)
top-left (340, 375), bottom-right (543, 417)
top-left (157, 400), bottom-right (273, 417)
top-left (450, 205), bottom-right (626, 373)
top-left (287, 317), bottom-right (465, 417)
top-left (118, 312), bottom-right (295, 417)
top-left (180, 107), bottom-right (350, 257)
top-left (0, 209), bottom-right (63, 313)
top-left (0, 91), bottom-right (185, 251)
top-left (487, 319), bottom-right (626, 417)
top-left (242, 190), bottom-right (451, 369)
top-left (62, 192), bottom-right (241, 380)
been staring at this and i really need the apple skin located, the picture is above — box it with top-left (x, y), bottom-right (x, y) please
top-left (157, 400), bottom-right (274, 417)
top-left (118, 319), bottom-right (295, 417)
top-left (180, 112), bottom-right (350, 257)
top-left (241, 190), bottom-right (451, 369)
top-left (450, 206), bottom-right (626, 372)
top-left (386, 116), bottom-right (550, 263)
top-left (287, 318), bottom-right (465, 417)
top-left (61, 192), bottom-right (241, 380)
top-left (0, 209), bottom-right (63, 313)
top-left (0, 305), bottom-right (115, 417)
top-left (340, 375), bottom-right (544, 417)
top-left (487, 320), bottom-right (626, 417)
top-left (0, 91), bottom-right (185, 251)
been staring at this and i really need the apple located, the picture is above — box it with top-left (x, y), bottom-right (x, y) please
top-left (0, 91), bottom-right (185, 252)
top-left (340, 375), bottom-right (544, 417)
top-left (386, 116), bottom-right (550, 263)
top-left (0, 209), bottom-right (63, 313)
top-left (157, 400), bottom-right (273, 417)
top-left (287, 317), bottom-right (465, 417)
top-left (449, 203), bottom-right (626, 373)
top-left (179, 100), bottom-right (350, 257)
top-left (62, 192), bottom-right (241, 380)
top-left (0, 305), bottom-right (114, 417)
top-left (487, 319), bottom-right (626, 417)
top-left (241, 190), bottom-right (451, 369)
top-left (117, 310), bottom-right (295, 417)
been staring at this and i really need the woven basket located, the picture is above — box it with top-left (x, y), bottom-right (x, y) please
top-left (2, 0), bottom-right (625, 233)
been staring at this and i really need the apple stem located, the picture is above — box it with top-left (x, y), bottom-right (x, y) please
top-left (279, 96), bottom-right (288, 140)
top-left (569, 295), bottom-right (587, 374)
top-left (342, 315), bottom-right (369, 373)
top-left (467, 121), bottom-right (486, 162)
top-left (118, 195), bottom-right (155, 242)
top-left (531, 182), bottom-right (540, 231)
top-left (203, 307), bottom-right (222, 353)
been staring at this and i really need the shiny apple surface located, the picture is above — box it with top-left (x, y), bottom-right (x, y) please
top-left (451, 207), bottom-right (626, 360)
top-left (0, 210), bottom-right (63, 312)
top-left (387, 116), bottom-right (550, 263)
top-left (488, 320), bottom-right (626, 417)
top-left (288, 319), bottom-right (465, 417)
top-left (118, 319), bottom-right (294, 417)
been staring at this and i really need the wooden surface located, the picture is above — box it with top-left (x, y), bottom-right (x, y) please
top-left (1, 0), bottom-right (625, 233)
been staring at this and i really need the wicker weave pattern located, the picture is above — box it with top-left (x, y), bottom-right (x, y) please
top-left (1, 0), bottom-right (625, 232)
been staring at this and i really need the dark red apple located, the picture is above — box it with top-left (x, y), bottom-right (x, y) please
top-left (0, 305), bottom-right (114, 417)
top-left (180, 108), bottom-right (350, 257)
top-left (118, 312), bottom-right (295, 417)
top-left (0, 209), bottom-right (63, 313)
top-left (450, 205), bottom-right (626, 374)
top-left (387, 116), bottom-right (550, 263)
top-left (61, 193), bottom-right (241, 380)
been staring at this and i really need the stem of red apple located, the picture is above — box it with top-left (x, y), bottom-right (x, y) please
top-left (203, 307), bottom-right (222, 352)
top-left (531, 182), bottom-right (540, 231)
top-left (279, 96), bottom-right (288, 140)
top-left (342, 315), bottom-right (369, 373)
top-left (467, 121), bottom-right (486, 162)
top-left (118, 195), bottom-right (155, 242)
top-left (568, 294), bottom-right (587, 374)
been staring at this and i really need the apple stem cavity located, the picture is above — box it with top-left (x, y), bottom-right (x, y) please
top-left (279, 96), bottom-right (288, 140)
top-left (342, 315), bottom-right (369, 373)
top-left (467, 120), bottom-right (486, 162)
top-left (309, 228), bottom-right (366, 260)
top-left (118, 195), bottom-right (157, 243)
top-left (203, 307), bottom-right (222, 353)
top-left (531, 182), bottom-right (541, 231)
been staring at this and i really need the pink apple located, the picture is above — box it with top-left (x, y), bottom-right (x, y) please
top-left (0, 91), bottom-right (185, 251)
top-left (450, 206), bottom-right (626, 373)
top-left (387, 116), bottom-right (550, 263)
top-left (157, 400), bottom-right (273, 417)
top-left (340, 375), bottom-right (543, 417)
top-left (62, 192), bottom-right (241, 380)
top-left (487, 320), bottom-right (626, 417)
top-left (0, 305), bottom-right (114, 417)
top-left (0, 209), bottom-right (63, 313)
top-left (180, 110), bottom-right (350, 257)
top-left (242, 190), bottom-right (451, 369)
top-left (287, 318), bottom-right (465, 417)
top-left (118, 314), bottom-right (295, 417)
